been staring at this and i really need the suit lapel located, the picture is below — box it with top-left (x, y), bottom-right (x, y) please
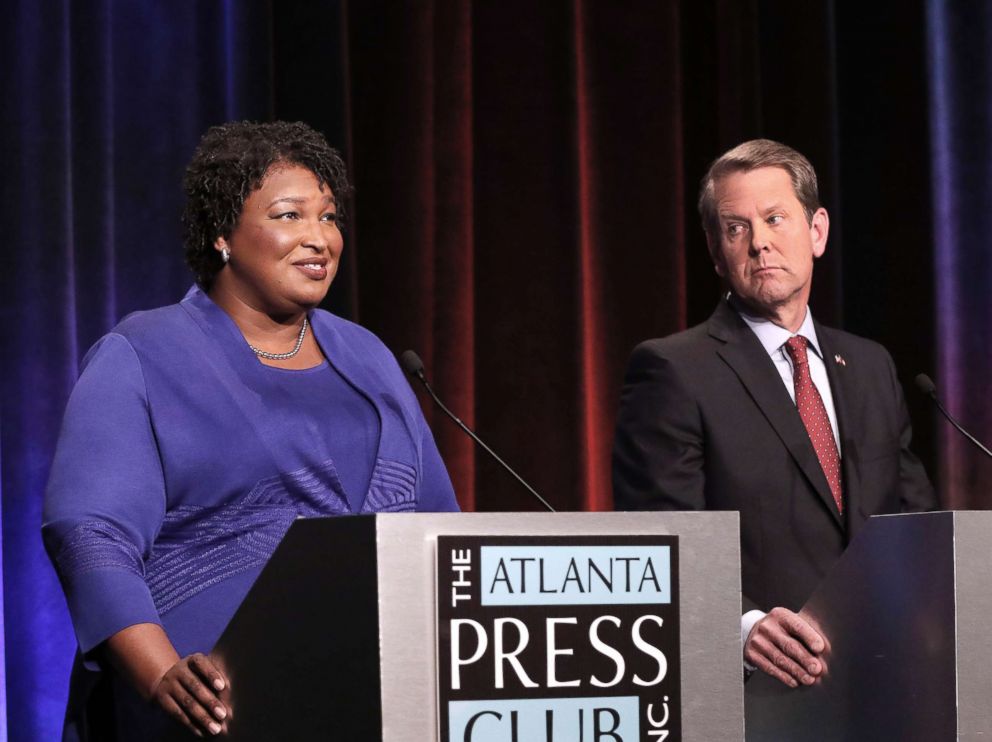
top-left (709, 301), bottom-right (843, 529)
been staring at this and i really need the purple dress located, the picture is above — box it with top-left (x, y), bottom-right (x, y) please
top-left (43, 286), bottom-right (459, 740)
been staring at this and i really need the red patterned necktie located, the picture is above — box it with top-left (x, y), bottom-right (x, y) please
top-left (784, 336), bottom-right (843, 513)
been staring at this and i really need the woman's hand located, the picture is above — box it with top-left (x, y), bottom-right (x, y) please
top-left (152, 653), bottom-right (230, 737)
top-left (104, 623), bottom-right (231, 737)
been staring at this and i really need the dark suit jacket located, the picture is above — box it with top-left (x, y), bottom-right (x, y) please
top-left (612, 299), bottom-right (936, 613)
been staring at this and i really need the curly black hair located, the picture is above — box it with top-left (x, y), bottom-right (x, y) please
top-left (182, 120), bottom-right (352, 287)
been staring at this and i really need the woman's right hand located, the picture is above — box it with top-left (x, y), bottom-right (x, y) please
top-left (152, 653), bottom-right (230, 737)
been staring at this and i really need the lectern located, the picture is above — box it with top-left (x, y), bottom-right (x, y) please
top-left (171, 512), bottom-right (744, 741)
top-left (746, 511), bottom-right (992, 741)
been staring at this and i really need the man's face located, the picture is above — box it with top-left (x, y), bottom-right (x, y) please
top-left (707, 166), bottom-right (828, 322)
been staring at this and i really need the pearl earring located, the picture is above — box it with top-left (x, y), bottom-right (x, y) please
top-left (221, 247), bottom-right (231, 264)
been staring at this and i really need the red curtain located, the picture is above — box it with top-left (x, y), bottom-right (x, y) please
top-left (346, 2), bottom-right (694, 512)
top-left (339, 0), bottom-right (944, 512)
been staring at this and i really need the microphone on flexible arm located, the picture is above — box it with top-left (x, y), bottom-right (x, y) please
top-left (399, 350), bottom-right (556, 512)
top-left (915, 373), bottom-right (992, 460)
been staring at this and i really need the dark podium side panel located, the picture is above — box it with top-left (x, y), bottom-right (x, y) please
top-left (745, 511), bottom-right (992, 741)
top-left (212, 516), bottom-right (383, 739)
top-left (158, 515), bottom-right (384, 741)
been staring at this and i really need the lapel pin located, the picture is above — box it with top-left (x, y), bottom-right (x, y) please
top-left (834, 354), bottom-right (846, 367)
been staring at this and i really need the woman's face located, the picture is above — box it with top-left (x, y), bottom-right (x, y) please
top-left (215, 164), bottom-right (343, 316)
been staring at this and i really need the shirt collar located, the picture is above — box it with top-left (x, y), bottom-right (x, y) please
top-left (733, 300), bottom-right (824, 360)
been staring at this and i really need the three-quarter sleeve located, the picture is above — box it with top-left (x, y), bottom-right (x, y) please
top-left (43, 333), bottom-right (167, 654)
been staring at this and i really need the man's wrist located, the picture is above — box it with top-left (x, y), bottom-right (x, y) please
top-left (741, 609), bottom-right (766, 672)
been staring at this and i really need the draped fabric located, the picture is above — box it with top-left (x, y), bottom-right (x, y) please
top-left (1, 2), bottom-right (278, 738)
top-left (347, 2), bottom-right (691, 512)
top-left (927, 0), bottom-right (992, 508)
top-left (2, 0), bottom-right (990, 738)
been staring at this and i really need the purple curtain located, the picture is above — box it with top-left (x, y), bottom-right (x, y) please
top-left (0, 1), bottom-right (280, 738)
top-left (927, 0), bottom-right (992, 507)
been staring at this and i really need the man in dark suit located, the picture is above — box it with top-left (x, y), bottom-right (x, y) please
top-left (612, 139), bottom-right (936, 688)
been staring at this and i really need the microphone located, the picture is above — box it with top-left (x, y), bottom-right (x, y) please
top-left (400, 350), bottom-right (556, 512)
top-left (915, 373), bottom-right (992, 460)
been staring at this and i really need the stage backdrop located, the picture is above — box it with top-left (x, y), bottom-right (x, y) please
top-left (1, 1), bottom-right (989, 739)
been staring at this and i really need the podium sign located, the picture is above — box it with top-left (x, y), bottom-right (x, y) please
top-left (437, 535), bottom-right (681, 741)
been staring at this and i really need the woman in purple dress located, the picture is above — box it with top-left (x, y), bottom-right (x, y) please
top-left (43, 121), bottom-right (459, 740)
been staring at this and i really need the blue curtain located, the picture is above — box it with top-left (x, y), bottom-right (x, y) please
top-left (927, 0), bottom-right (992, 507)
top-left (0, 2), bottom-right (275, 738)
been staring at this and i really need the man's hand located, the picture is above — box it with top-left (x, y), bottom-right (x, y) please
top-left (151, 653), bottom-right (230, 736)
top-left (744, 607), bottom-right (826, 688)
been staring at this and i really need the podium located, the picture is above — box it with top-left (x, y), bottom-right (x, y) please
top-left (746, 511), bottom-right (992, 741)
top-left (191, 512), bottom-right (744, 741)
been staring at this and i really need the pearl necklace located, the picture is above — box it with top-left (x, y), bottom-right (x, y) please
top-left (249, 318), bottom-right (309, 360)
